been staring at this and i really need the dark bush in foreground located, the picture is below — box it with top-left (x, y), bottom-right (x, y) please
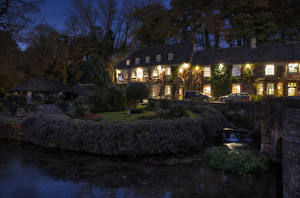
top-left (204, 146), bottom-right (268, 175)
top-left (20, 115), bottom-right (225, 156)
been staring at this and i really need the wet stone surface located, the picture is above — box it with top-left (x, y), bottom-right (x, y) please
top-left (0, 139), bottom-right (282, 198)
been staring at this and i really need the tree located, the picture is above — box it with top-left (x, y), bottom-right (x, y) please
top-left (98, 0), bottom-right (117, 34)
top-left (126, 82), bottom-right (148, 109)
top-left (0, 0), bottom-right (42, 40)
top-left (132, 2), bottom-right (173, 47)
top-left (0, 31), bottom-right (24, 92)
top-left (80, 53), bottom-right (111, 87)
top-left (223, 0), bottom-right (277, 46)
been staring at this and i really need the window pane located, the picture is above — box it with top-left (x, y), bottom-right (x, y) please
top-left (156, 55), bottom-right (161, 62)
top-left (135, 58), bottom-right (140, 65)
top-left (288, 63), bottom-right (298, 74)
top-left (265, 65), bottom-right (275, 75)
top-left (232, 84), bottom-right (241, 94)
top-left (165, 67), bottom-right (171, 76)
top-left (204, 66), bottom-right (211, 77)
top-left (203, 84), bottom-right (211, 95)
top-left (165, 85), bottom-right (171, 95)
top-left (168, 53), bottom-right (174, 61)
top-left (153, 69), bottom-right (158, 78)
top-left (145, 56), bottom-right (150, 63)
top-left (257, 83), bottom-right (264, 95)
top-left (266, 83), bottom-right (274, 95)
top-left (126, 59), bottom-right (130, 65)
top-left (136, 68), bottom-right (143, 79)
top-left (232, 65), bottom-right (241, 77)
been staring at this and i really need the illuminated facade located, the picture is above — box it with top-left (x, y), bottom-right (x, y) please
top-left (115, 42), bottom-right (300, 99)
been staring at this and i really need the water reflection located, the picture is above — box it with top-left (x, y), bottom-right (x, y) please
top-left (0, 140), bottom-right (282, 198)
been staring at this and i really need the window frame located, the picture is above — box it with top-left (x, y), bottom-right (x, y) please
top-left (265, 64), bottom-right (275, 76)
top-left (266, 83), bottom-right (275, 95)
top-left (126, 59), bottom-right (130, 66)
top-left (288, 63), bottom-right (299, 74)
top-left (232, 65), bottom-right (241, 77)
top-left (145, 56), bottom-right (150, 64)
top-left (156, 54), bottom-right (162, 62)
top-left (135, 58), bottom-right (140, 65)
top-left (168, 53), bottom-right (174, 61)
top-left (204, 66), bottom-right (211, 77)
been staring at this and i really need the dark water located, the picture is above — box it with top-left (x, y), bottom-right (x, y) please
top-left (0, 139), bottom-right (282, 198)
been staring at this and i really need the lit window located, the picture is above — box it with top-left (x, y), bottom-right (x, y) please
top-left (265, 65), bottom-right (275, 76)
top-left (168, 53), bottom-right (174, 61)
top-left (277, 82), bottom-right (283, 96)
top-left (204, 66), bottom-right (211, 77)
top-left (131, 71), bottom-right (136, 79)
top-left (165, 85), bottom-right (171, 95)
top-left (203, 84), bottom-right (211, 95)
top-left (288, 82), bottom-right (297, 96)
top-left (156, 54), bottom-right (161, 62)
top-left (153, 69), bottom-right (159, 78)
top-left (135, 58), bottom-right (140, 65)
top-left (145, 56), bottom-right (150, 63)
top-left (136, 68), bottom-right (143, 79)
top-left (165, 67), bottom-right (171, 76)
top-left (232, 84), bottom-right (241, 94)
top-left (118, 73), bottom-right (124, 82)
top-left (126, 59), bottom-right (130, 66)
top-left (143, 70), bottom-right (148, 77)
top-left (257, 83), bottom-right (264, 96)
top-left (232, 65), bottom-right (241, 77)
top-left (288, 63), bottom-right (299, 74)
top-left (266, 83), bottom-right (274, 95)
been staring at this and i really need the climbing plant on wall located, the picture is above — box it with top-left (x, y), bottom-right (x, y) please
top-left (211, 64), bottom-right (232, 98)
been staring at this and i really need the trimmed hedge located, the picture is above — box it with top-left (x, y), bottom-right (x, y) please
top-left (20, 114), bottom-right (224, 156)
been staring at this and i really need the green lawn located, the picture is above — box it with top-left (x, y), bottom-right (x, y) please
top-left (95, 110), bottom-right (157, 122)
top-left (93, 110), bottom-right (197, 122)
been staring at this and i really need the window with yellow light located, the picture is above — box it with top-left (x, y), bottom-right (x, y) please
top-left (203, 84), bottom-right (211, 95)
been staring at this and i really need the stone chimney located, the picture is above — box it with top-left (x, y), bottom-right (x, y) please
top-left (250, 37), bottom-right (257, 49)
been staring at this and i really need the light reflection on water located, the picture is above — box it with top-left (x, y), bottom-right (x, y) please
top-left (0, 140), bottom-right (282, 198)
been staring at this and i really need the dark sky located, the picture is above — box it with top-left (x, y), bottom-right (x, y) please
top-left (39, 0), bottom-right (170, 30)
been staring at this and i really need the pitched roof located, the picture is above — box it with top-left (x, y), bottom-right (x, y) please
top-left (115, 42), bottom-right (193, 69)
top-left (11, 78), bottom-right (66, 92)
top-left (192, 43), bottom-right (300, 65)
top-left (66, 83), bottom-right (98, 95)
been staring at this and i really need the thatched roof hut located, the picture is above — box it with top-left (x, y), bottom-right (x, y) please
top-left (11, 78), bottom-right (66, 93)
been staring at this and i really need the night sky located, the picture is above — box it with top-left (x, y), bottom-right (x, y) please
top-left (39, 0), bottom-right (171, 30)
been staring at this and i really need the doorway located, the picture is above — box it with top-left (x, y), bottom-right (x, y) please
top-left (178, 87), bottom-right (184, 100)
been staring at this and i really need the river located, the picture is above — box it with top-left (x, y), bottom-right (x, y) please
top-left (0, 139), bottom-right (282, 198)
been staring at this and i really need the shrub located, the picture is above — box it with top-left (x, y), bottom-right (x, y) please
top-left (0, 102), bottom-right (3, 111)
top-left (89, 88), bottom-right (110, 113)
top-left (126, 82), bottom-right (148, 109)
top-left (167, 104), bottom-right (189, 118)
top-left (204, 146), bottom-right (268, 175)
top-left (106, 85), bottom-right (126, 111)
top-left (69, 100), bottom-right (89, 118)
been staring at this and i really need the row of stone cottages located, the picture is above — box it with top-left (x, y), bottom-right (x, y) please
top-left (114, 41), bottom-right (300, 100)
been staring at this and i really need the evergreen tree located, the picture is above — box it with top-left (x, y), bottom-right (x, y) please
top-left (80, 53), bottom-right (111, 87)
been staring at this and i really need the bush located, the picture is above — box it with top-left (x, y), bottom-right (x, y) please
top-left (106, 85), bottom-right (126, 111)
top-left (204, 146), bottom-right (268, 175)
top-left (0, 102), bottom-right (3, 111)
top-left (126, 82), bottom-right (148, 109)
top-left (69, 100), bottom-right (89, 118)
top-left (21, 116), bottom-right (207, 156)
top-left (167, 104), bottom-right (189, 118)
top-left (89, 85), bottom-right (126, 113)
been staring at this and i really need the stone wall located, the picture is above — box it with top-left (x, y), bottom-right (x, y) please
top-left (260, 97), bottom-right (300, 198)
